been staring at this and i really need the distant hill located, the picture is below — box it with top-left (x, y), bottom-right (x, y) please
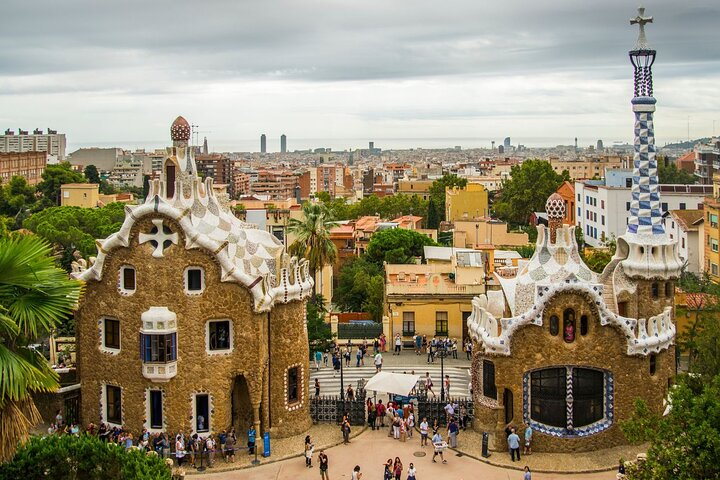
top-left (663, 138), bottom-right (711, 150)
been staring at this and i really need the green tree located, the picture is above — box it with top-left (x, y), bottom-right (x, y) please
top-left (658, 158), bottom-right (695, 185)
top-left (0, 176), bottom-right (38, 228)
top-left (621, 374), bottom-right (720, 480)
top-left (428, 174), bottom-right (467, 224)
top-left (676, 271), bottom-right (720, 374)
top-left (365, 228), bottom-right (437, 266)
top-left (0, 236), bottom-right (82, 462)
top-left (36, 162), bottom-right (85, 206)
top-left (23, 203), bottom-right (126, 261)
top-left (492, 160), bottom-right (569, 225)
top-left (83, 164), bottom-right (101, 184)
top-left (288, 202), bottom-right (338, 297)
top-left (334, 257), bottom-right (383, 308)
top-left (306, 294), bottom-right (334, 351)
top-left (0, 434), bottom-right (171, 479)
top-left (426, 197), bottom-right (440, 229)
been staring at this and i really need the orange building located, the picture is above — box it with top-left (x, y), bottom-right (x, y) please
top-left (0, 151), bottom-right (46, 185)
top-left (555, 180), bottom-right (576, 225)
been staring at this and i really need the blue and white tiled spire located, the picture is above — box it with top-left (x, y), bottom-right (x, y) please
top-left (627, 7), bottom-right (663, 236)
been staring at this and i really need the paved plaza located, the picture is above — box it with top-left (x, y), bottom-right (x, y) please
top-left (196, 427), bottom-right (621, 480)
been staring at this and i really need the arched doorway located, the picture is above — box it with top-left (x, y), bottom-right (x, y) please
top-left (165, 162), bottom-right (176, 198)
top-left (231, 375), bottom-right (253, 433)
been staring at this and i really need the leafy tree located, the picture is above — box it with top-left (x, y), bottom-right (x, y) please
top-left (365, 228), bottom-right (437, 266)
top-left (581, 236), bottom-right (616, 274)
top-left (0, 236), bottom-right (82, 462)
top-left (621, 374), bottom-right (720, 480)
top-left (437, 230), bottom-right (452, 247)
top-left (306, 295), bottom-right (334, 351)
top-left (36, 162), bottom-right (85, 206)
top-left (334, 257), bottom-right (384, 315)
top-left (83, 164), bottom-right (101, 184)
top-left (658, 158), bottom-right (695, 185)
top-left (492, 160), bottom-right (569, 225)
top-left (428, 174), bottom-right (467, 224)
top-left (0, 434), bottom-right (171, 479)
top-left (288, 202), bottom-right (338, 297)
top-left (23, 203), bottom-right (126, 260)
top-left (0, 176), bottom-right (38, 228)
top-left (427, 197), bottom-right (440, 229)
top-left (676, 271), bottom-right (720, 373)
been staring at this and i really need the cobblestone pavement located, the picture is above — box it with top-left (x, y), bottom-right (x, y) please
top-left (196, 428), bottom-right (623, 480)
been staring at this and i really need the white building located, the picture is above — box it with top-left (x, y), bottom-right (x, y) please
top-left (1, 128), bottom-right (66, 161)
top-left (665, 210), bottom-right (704, 274)
top-left (575, 180), bottom-right (711, 247)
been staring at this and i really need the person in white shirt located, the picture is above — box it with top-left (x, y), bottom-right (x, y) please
top-left (394, 334), bottom-right (402, 355)
top-left (407, 462), bottom-right (417, 480)
top-left (432, 432), bottom-right (447, 463)
top-left (406, 412), bottom-right (415, 438)
top-left (374, 352), bottom-right (383, 372)
top-left (419, 418), bottom-right (429, 447)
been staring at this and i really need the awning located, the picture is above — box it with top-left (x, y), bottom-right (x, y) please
top-left (363, 371), bottom-right (420, 396)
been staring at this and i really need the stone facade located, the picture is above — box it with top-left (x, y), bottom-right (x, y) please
top-left (75, 116), bottom-right (313, 439)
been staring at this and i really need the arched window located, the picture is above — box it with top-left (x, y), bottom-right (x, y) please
top-left (549, 316), bottom-right (559, 336)
top-left (563, 309), bottom-right (576, 343)
top-left (651, 282), bottom-right (659, 299)
top-left (665, 282), bottom-right (673, 297)
top-left (580, 315), bottom-right (588, 336)
top-left (572, 368), bottom-right (604, 427)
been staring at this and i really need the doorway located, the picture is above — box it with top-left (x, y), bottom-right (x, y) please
top-left (231, 375), bottom-right (253, 433)
top-left (503, 388), bottom-right (514, 425)
top-left (166, 163), bottom-right (176, 198)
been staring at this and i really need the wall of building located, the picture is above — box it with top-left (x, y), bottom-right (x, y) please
top-left (446, 184), bottom-right (489, 222)
top-left (0, 151), bottom-right (46, 185)
top-left (61, 184), bottom-right (100, 208)
top-left (453, 219), bottom-right (528, 248)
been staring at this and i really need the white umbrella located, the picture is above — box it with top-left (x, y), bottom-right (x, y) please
top-left (363, 371), bottom-right (420, 396)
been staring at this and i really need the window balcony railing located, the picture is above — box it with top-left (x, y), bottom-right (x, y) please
top-left (142, 362), bottom-right (177, 382)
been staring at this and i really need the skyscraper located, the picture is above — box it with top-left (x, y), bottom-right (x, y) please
top-left (597, 139), bottom-right (604, 151)
top-left (280, 134), bottom-right (287, 153)
top-left (503, 137), bottom-right (511, 148)
top-left (260, 134), bottom-right (266, 153)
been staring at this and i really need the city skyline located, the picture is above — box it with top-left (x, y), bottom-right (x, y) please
top-left (1, 0), bottom-right (719, 150)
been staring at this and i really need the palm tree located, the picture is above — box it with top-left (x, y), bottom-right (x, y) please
top-left (0, 235), bottom-right (82, 462)
top-left (288, 202), bottom-right (338, 298)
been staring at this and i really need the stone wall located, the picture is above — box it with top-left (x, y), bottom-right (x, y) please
top-left (77, 214), bottom-right (311, 438)
top-left (473, 290), bottom-right (674, 453)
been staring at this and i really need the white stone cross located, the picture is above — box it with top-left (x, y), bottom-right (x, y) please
top-left (139, 218), bottom-right (179, 258)
top-left (630, 6), bottom-right (653, 50)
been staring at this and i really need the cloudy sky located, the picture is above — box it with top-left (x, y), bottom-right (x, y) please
top-left (1, 0), bottom-right (719, 152)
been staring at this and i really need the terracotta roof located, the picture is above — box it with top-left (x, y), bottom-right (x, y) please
top-left (676, 151), bottom-right (695, 164)
top-left (355, 216), bottom-right (380, 232)
top-left (669, 209), bottom-right (704, 232)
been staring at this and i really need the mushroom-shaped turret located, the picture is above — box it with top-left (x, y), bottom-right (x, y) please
top-left (546, 193), bottom-right (565, 244)
top-left (170, 116), bottom-right (191, 144)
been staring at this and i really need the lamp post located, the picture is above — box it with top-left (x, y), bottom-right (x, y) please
top-left (436, 343), bottom-right (450, 402)
top-left (339, 350), bottom-right (345, 401)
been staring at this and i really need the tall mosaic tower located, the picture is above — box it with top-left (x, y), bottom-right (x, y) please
top-left (627, 7), bottom-right (663, 236)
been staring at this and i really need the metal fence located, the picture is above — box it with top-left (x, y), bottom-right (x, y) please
top-left (310, 388), bottom-right (367, 425)
top-left (337, 323), bottom-right (383, 340)
top-left (415, 393), bottom-right (474, 426)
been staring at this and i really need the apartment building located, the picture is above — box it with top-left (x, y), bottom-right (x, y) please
top-left (0, 151), bottom-right (46, 185)
top-left (1, 128), bottom-right (66, 161)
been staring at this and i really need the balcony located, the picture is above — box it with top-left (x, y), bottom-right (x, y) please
top-left (386, 279), bottom-right (485, 296)
top-left (142, 362), bottom-right (178, 382)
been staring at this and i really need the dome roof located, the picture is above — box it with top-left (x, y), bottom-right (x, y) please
top-left (545, 192), bottom-right (565, 219)
top-left (170, 116), bottom-right (191, 142)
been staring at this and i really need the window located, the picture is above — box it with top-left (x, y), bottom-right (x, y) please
top-left (661, 202), bottom-right (668, 212)
top-left (549, 315), bottom-right (559, 336)
top-left (651, 283), bottom-right (659, 299)
top-left (186, 268), bottom-right (204, 293)
top-left (208, 320), bottom-right (232, 351)
top-left (106, 385), bottom-right (122, 425)
top-left (530, 368), bottom-right (566, 427)
top-left (141, 333), bottom-right (177, 363)
top-left (580, 315), bottom-right (588, 336)
top-left (665, 282), bottom-right (672, 297)
top-left (577, 193), bottom-right (581, 201)
top-left (149, 390), bottom-right (163, 429)
top-left (572, 368), bottom-right (604, 427)
top-left (482, 360), bottom-right (497, 400)
top-left (649, 354), bottom-right (657, 376)
top-left (626, 202), bottom-right (631, 211)
top-left (104, 318), bottom-right (120, 350)
top-left (435, 312), bottom-right (448, 337)
top-left (712, 239), bottom-right (719, 253)
top-left (271, 226), bottom-right (285, 243)
top-left (402, 312), bottom-right (415, 336)
top-left (600, 200), bottom-right (605, 209)
top-left (626, 178), bottom-right (632, 187)
top-left (682, 237), bottom-right (685, 248)
top-left (120, 266), bottom-right (136, 292)
top-left (287, 366), bottom-right (299, 404)
top-left (563, 309), bottom-right (576, 343)
top-left (601, 215), bottom-right (605, 226)
top-left (195, 394), bottom-right (209, 433)
top-left (679, 203), bottom-right (686, 210)
top-left (713, 263), bottom-right (718, 276)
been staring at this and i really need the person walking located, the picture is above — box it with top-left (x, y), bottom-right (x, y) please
top-left (315, 350), bottom-right (322, 370)
top-left (374, 352), bottom-right (383, 372)
top-left (383, 459), bottom-right (393, 480)
top-left (323, 350), bottom-right (329, 367)
top-left (447, 417), bottom-right (459, 448)
top-left (247, 424), bottom-right (256, 455)
top-left (524, 466), bottom-right (532, 480)
top-left (206, 434), bottom-right (216, 467)
top-left (465, 340), bottom-right (473, 360)
top-left (356, 347), bottom-right (363, 367)
top-left (524, 424), bottom-right (533, 456)
top-left (508, 428), bottom-right (521, 462)
top-left (407, 462), bottom-right (417, 480)
top-left (394, 333), bottom-right (402, 355)
top-left (406, 410), bottom-right (415, 438)
top-left (342, 417), bottom-right (352, 444)
top-left (373, 338), bottom-right (380, 354)
top-left (224, 429), bottom-right (235, 463)
top-left (460, 403), bottom-right (469, 430)
top-left (425, 372), bottom-right (435, 397)
top-left (393, 457), bottom-right (403, 480)
top-left (419, 417), bottom-right (429, 447)
top-left (315, 378), bottom-right (321, 397)
top-left (392, 414), bottom-right (401, 439)
top-left (414, 334), bottom-right (422, 355)
top-left (319, 450), bottom-right (329, 480)
top-left (444, 375), bottom-right (451, 396)
top-left (304, 435), bottom-right (314, 467)
top-left (376, 400), bottom-right (386, 428)
top-left (431, 431), bottom-right (447, 463)
top-left (175, 434), bottom-right (185, 467)
top-left (352, 465), bottom-right (363, 480)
